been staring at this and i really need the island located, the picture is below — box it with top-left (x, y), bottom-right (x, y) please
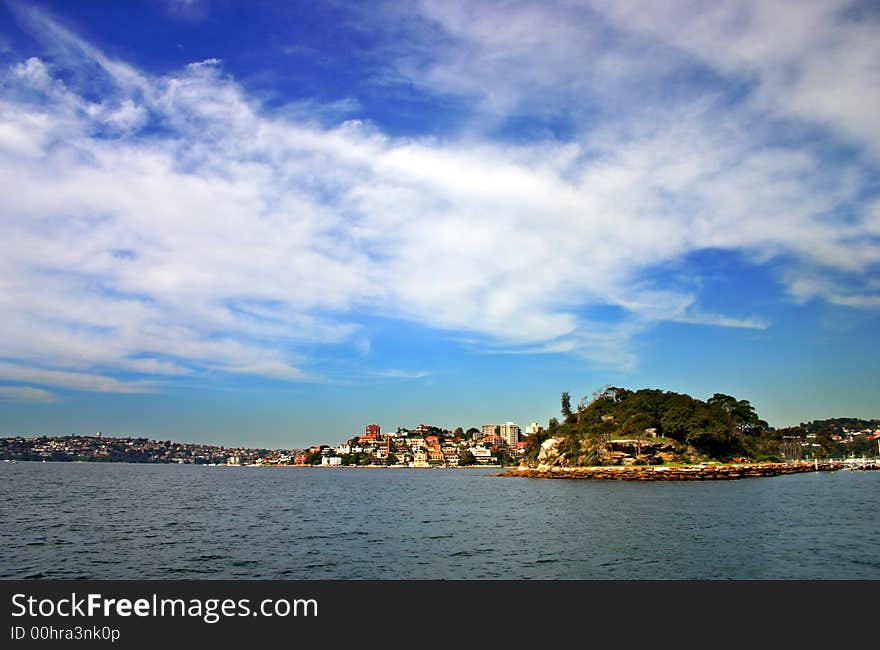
top-left (500, 387), bottom-right (878, 480)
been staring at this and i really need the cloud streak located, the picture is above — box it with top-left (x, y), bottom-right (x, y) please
top-left (0, 385), bottom-right (56, 403)
top-left (375, 370), bottom-right (432, 379)
top-left (0, 363), bottom-right (153, 394)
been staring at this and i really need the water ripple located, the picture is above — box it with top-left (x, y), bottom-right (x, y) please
top-left (1, 463), bottom-right (877, 579)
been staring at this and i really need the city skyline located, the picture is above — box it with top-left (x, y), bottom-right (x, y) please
top-left (1, 1), bottom-right (878, 448)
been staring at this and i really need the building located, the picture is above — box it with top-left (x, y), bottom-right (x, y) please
top-left (525, 422), bottom-right (541, 436)
top-left (481, 424), bottom-right (499, 438)
top-left (442, 447), bottom-right (460, 466)
top-left (428, 448), bottom-right (445, 464)
top-left (321, 455), bottom-right (342, 467)
top-left (363, 424), bottom-right (381, 441)
top-left (412, 449), bottom-right (430, 468)
top-left (482, 422), bottom-right (521, 447)
top-left (483, 435), bottom-right (505, 448)
top-left (468, 446), bottom-right (494, 464)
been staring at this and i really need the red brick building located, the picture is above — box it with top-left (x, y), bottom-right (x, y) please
top-left (363, 424), bottom-right (381, 441)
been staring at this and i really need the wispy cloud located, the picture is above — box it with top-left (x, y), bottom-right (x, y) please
top-left (375, 370), bottom-right (432, 379)
top-left (673, 313), bottom-right (770, 331)
top-left (0, 2), bottom-right (877, 397)
top-left (590, 0), bottom-right (880, 157)
top-left (161, 0), bottom-right (211, 23)
top-left (0, 385), bottom-right (56, 403)
top-left (0, 363), bottom-right (154, 394)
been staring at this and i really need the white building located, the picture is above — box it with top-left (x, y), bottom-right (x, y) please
top-left (481, 422), bottom-right (521, 446)
top-left (525, 422), bottom-right (541, 436)
top-left (468, 446), bottom-right (495, 463)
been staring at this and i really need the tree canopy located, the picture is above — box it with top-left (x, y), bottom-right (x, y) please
top-left (536, 387), bottom-right (776, 465)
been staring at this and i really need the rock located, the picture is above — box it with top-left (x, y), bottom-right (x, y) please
top-left (499, 461), bottom-right (845, 481)
top-left (536, 436), bottom-right (565, 469)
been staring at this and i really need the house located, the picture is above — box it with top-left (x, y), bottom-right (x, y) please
top-left (412, 449), bottom-right (430, 468)
top-left (482, 435), bottom-right (505, 448)
top-left (468, 446), bottom-right (494, 464)
top-left (427, 448), bottom-right (445, 464)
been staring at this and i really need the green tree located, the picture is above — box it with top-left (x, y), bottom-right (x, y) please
top-left (458, 449), bottom-right (478, 466)
top-left (495, 449), bottom-right (514, 467)
top-left (385, 440), bottom-right (398, 465)
top-left (561, 392), bottom-right (573, 420)
top-left (707, 393), bottom-right (765, 454)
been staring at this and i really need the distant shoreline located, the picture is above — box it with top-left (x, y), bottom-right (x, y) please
top-left (8, 459), bottom-right (876, 479)
top-left (1, 459), bottom-right (503, 469)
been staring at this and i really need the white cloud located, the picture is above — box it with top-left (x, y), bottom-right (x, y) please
top-left (376, 370), bottom-right (432, 379)
top-left (0, 3), bottom-right (877, 395)
top-left (0, 386), bottom-right (56, 403)
top-left (589, 0), bottom-right (880, 157)
top-left (388, 1), bottom-right (880, 157)
top-left (673, 312), bottom-right (770, 331)
top-left (0, 363), bottom-right (154, 394)
top-left (162, 0), bottom-right (211, 23)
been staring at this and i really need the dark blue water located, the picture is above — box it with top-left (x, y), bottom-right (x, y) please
top-left (1, 462), bottom-right (877, 579)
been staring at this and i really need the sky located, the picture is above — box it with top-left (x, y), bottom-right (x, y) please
top-left (0, 0), bottom-right (878, 448)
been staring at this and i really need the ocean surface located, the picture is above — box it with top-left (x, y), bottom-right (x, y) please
top-left (1, 462), bottom-right (877, 579)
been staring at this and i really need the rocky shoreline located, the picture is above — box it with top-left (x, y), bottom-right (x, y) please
top-left (499, 460), bottom-right (846, 481)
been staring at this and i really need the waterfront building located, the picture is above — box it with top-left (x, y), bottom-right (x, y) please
top-left (412, 449), bottom-right (430, 468)
top-left (442, 448), bottom-right (460, 466)
top-left (428, 447), bottom-right (444, 464)
top-left (468, 446), bottom-right (494, 464)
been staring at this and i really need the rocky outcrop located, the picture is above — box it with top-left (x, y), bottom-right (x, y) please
top-left (536, 436), bottom-right (565, 469)
top-left (499, 461), bottom-right (845, 481)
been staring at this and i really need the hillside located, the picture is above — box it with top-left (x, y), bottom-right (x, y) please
top-left (525, 387), bottom-right (783, 466)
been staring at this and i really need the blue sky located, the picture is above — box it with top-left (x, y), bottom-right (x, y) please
top-left (0, 0), bottom-right (878, 448)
